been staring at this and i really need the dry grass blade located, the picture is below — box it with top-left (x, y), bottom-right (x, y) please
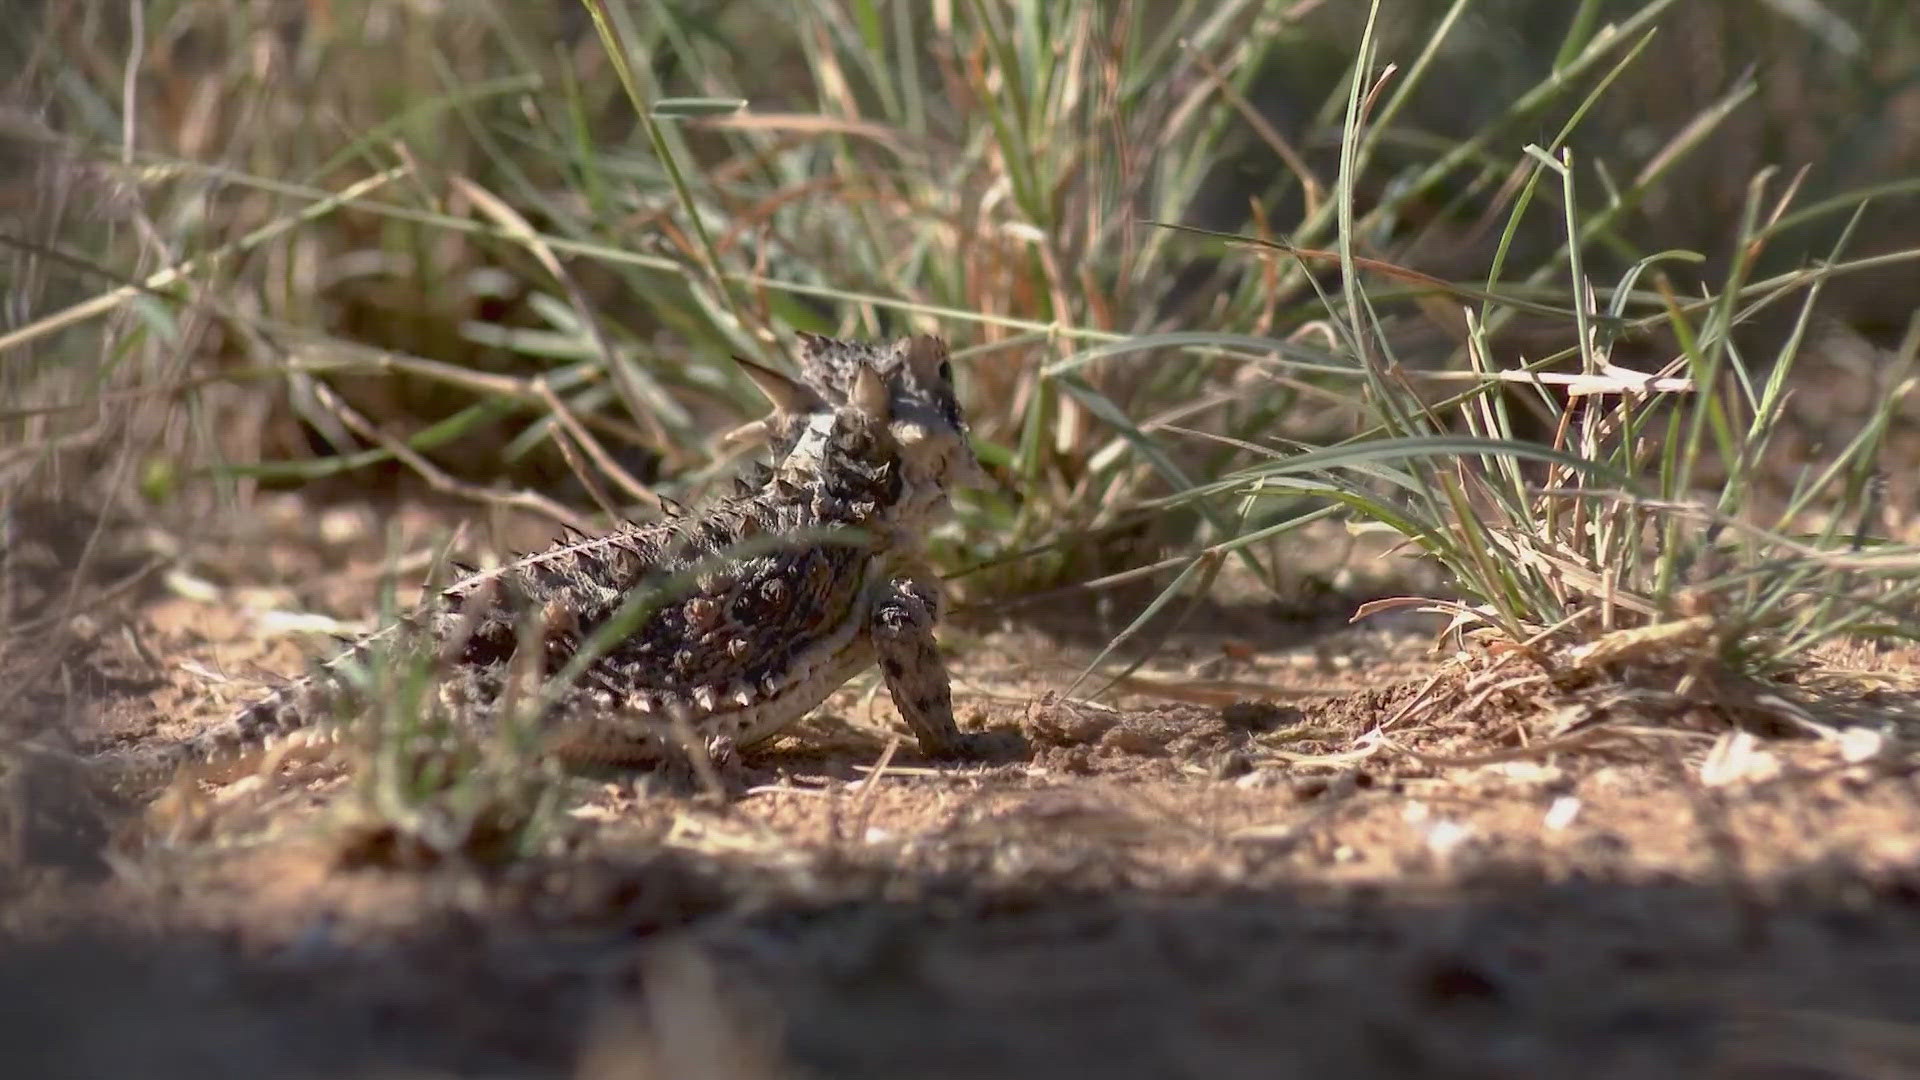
top-left (311, 380), bottom-right (593, 532)
top-left (530, 375), bottom-right (662, 512)
top-left (0, 167), bottom-right (406, 357)
top-left (690, 110), bottom-right (916, 152)
top-left (451, 174), bottom-right (680, 467)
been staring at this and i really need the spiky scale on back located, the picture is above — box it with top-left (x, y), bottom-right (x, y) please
top-left (112, 333), bottom-right (981, 787)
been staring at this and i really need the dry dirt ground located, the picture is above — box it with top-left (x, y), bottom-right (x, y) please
top-left (7, 492), bottom-right (1920, 1079)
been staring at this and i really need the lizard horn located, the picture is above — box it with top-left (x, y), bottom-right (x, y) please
top-left (732, 355), bottom-right (822, 415)
top-left (851, 361), bottom-right (890, 422)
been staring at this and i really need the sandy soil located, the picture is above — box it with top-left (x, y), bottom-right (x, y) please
top-left (6, 491), bottom-right (1920, 1079)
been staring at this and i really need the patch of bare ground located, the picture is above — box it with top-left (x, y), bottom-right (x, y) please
top-left (7, 494), bottom-right (1920, 1078)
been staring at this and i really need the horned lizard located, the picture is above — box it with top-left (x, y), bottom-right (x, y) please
top-left (112, 333), bottom-right (982, 787)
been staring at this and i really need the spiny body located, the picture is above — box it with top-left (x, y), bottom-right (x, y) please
top-left (124, 334), bottom-right (978, 783)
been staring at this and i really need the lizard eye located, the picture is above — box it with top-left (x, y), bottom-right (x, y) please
top-left (937, 360), bottom-right (953, 382)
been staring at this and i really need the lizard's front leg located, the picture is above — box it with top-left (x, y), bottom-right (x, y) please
top-left (867, 570), bottom-right (970, 758)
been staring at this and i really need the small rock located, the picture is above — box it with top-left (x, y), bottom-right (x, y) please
top-left (1234, 768), bottom-right (1290, 791)
top-left (1700, 730), bottom-right (1780, 786)
top-left (1543, 795), bottom-right (1582, 831)
top-left (1424, 820), bottom-right (1474, 861)
top-left (1838, 726), bottom-right (1889, 764)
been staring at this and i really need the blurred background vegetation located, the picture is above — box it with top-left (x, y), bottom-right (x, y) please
top-left (3, 0), bottom-right (1918, 606)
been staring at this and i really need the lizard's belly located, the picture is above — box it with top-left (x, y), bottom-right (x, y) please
top-left (557, 557), bottom-right (890, 760)
top-left (711, 558), bottom-right (893, 749)
top-left (726, 635), bottom-right (876, 749)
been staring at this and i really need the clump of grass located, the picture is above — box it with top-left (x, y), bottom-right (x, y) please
top-left (265, 564), bottom-right (579, 870)
top-left (10, 0), bottom-right (1919, 604)
top-left (1096, 1), bottom-right (1920, 744)
top-left (326, 641), bottom-right (573, 871)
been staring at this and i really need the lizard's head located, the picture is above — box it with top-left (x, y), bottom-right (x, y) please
top-left (733, 333), bottom-right (982, 525)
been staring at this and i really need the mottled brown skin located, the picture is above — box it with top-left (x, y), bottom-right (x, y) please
top-left (114, 334), bottom-right (981, 784)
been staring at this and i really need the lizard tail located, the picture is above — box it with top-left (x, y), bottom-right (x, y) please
top-left (96, 635), bottom-right (386, 791)
top-left (91, 680), bottom-right (336, 791)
